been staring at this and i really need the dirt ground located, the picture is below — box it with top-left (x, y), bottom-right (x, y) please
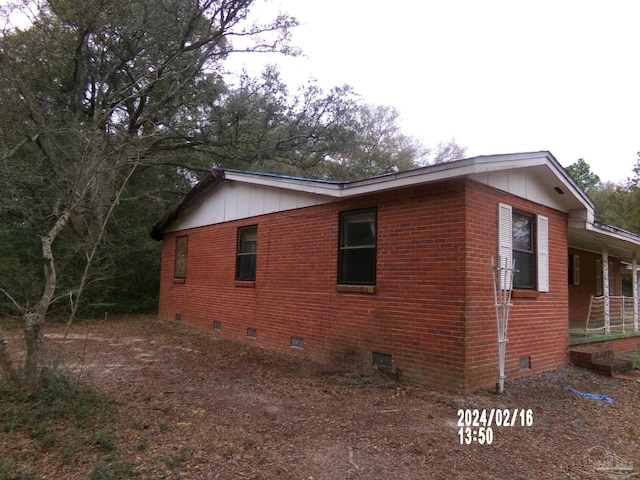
top-left (2, 315), bottom-right (640, 479)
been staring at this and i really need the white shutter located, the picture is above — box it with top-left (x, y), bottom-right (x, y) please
top-left (537, 215), bottom-right (549, 292)
top-left (571, 255), bottom-right (580, 286)
top-left (498, 203), bottom-right (513, 289)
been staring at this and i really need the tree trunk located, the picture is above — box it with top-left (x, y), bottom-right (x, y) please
top-left (23, 313), bottom-right (44, 390)
top-left (0, 329), bottom-right (19, 382)
top-left (22, 205), bottom-right (74, 391)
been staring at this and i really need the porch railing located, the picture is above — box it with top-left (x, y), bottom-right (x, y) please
top-left (585, 296), bottom-right (638, 334)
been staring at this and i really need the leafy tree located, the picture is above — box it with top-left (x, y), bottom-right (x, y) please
top-left (431, 138), bottom-right (467, 165)
top-left (589, 182), bottom-right (635, 230)
top-left (0, 0), bottom-right (465, 389)
top-left (581, 152), bottom-right (640, 234)
top-left (313, 104), bottom-right (428, 181)
top-left (565, 158), bottom-right (601, 193)
top-left (0, 0), bottom-right (296, 389)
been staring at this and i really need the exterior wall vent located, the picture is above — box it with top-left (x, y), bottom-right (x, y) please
top-left (175, 313), bottom-right (182, 322)
top-left (373, 352), bottom-right (392, 368)
top-left (291, 337), bottom-right (304, 349)
top-left (247, 328), bottom-right (257, 339)
top-left (519, 356), bottom-right (531, 371)
top-left (213, 321), bottom-right (222, 331)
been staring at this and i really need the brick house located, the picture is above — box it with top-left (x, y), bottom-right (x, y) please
top-left (151, 151), bottom-right (640, 393)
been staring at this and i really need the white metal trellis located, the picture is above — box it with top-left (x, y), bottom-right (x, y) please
top-left (491, 256), bottom-right (516, 394)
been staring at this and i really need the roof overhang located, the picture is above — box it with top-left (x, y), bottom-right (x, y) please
top-left (225, 151), bottom-right (592, 208)
top-left (568, 220), bottom-right (640, 261)
top-left (151, 151), bottom-right (604, 241)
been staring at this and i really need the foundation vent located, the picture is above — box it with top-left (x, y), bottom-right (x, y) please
top-left (519, 356), bottom-right (531, 371)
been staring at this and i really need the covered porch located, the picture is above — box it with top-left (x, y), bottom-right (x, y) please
top-left (568, 219), bottom-right (640, 350)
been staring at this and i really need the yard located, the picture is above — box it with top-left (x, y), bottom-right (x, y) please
top-left (1, 316), bottom-right (639, 479)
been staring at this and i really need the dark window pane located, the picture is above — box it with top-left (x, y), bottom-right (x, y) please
top-left (174, 236), bottom-right (188, 279)
top-left (342, 211), bottom-right (376, 247)
top-left (512, 213), bottom-right (532, 251)
top-left (513, 251), bottom-right (534, 289)
top-left (236, 254), bottom-right (256, 281)
top-left (236, 226), bottom-right (257, 281)
top-left (339, 248), bottom-right (376, 284)
top-left (239, 227), bottom-right (257, 253)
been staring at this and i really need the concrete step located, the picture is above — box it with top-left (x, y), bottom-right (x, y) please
top-left (589, 357), bottom-right (634, 376)
top-left (569, 347), bottom-right (614, 368)
top-left (569, 346), bottom-right (633, 376)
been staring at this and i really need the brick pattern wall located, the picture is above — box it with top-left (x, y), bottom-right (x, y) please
top-left (158, 178), bottom-right (570, 393)
top-left (463, 181), bottom-right (568, 392)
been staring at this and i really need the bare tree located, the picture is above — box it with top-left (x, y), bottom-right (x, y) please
top-left (0, 0), bottom-right (296, 390)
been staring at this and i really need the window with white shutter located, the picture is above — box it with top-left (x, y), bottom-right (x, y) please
top-left (497, 203), bottom-right (549, 292)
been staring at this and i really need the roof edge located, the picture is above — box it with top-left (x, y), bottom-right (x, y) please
top-left (150, 151), bottom-right (595, 240)
top-left (149, 168), bottom-right (225, 241)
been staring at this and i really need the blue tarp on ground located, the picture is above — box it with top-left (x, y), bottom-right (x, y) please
top-left (564, 386), bottom-right (614, 404)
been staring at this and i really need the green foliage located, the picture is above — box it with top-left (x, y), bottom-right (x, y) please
top-left (0, 368), bottom-right (116, 454)
top-left (565, 158), bottom-right (601, 193)
top-left (0, 459), bottom-right (35, 480)
top-left (0, 0), bottom-right (297, 320)
top-left (93, 430), bottom-right (119, 453)
top-left (0, 0), bottom-right (459, 324)
top-left (0, 368), bottom-right (112, 425)
top-left (589, 182), bottom-right (635, 230)
top-left (0, 368), bottom-right (133, 477)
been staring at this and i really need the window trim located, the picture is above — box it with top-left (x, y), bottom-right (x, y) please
top-left (512, 210), bottom-right (535, 290)
top-left (338, 208), bottom-right (377, 286)
top-left (236, 225), bottom-right (257, 282)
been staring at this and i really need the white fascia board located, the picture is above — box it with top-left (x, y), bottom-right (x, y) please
top-left (586, 222), bottom-right (640, 248)
top-left (224, 152), bottom-right (593, 213)
top-left (223, 170), bottom-right (344, 197)
top-left (341, 152), bottom-right (592, 211)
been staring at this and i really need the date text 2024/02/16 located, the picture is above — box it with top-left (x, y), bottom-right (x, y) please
top-left (457, 409), bottom-right (534, 445)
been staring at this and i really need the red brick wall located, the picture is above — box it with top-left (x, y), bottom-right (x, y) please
top-left (158, 178), bottom-right (570, 393)
top-left (463, 181), bottom-right (568, 392)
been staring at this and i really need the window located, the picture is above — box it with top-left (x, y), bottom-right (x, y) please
top-left (568, 254), bottom-right (580, 285)
top-left (512, 212), bottom-right (534, 289)
top-left (498, 203), bottom-right (548, 291)
top-left (236, 225), bottom-right (257, 281)
top-left (174, 236), bottom-right (188, 280)
top-left (338, 209), bottom-right (377, 285)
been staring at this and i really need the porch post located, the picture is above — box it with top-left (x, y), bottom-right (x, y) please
top-left (634, 254), bottom-right (639, 332)
top-left (603, 248), bottom-right (610, 334)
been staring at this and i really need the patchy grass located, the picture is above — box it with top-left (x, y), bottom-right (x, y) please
top-left (0, 369), bottom-right (132, 479)
top-left (3, 316), bottom-right (640, 479)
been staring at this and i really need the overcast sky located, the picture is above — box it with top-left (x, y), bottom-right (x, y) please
top-left (231, 0), bottom-right (640, 183)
